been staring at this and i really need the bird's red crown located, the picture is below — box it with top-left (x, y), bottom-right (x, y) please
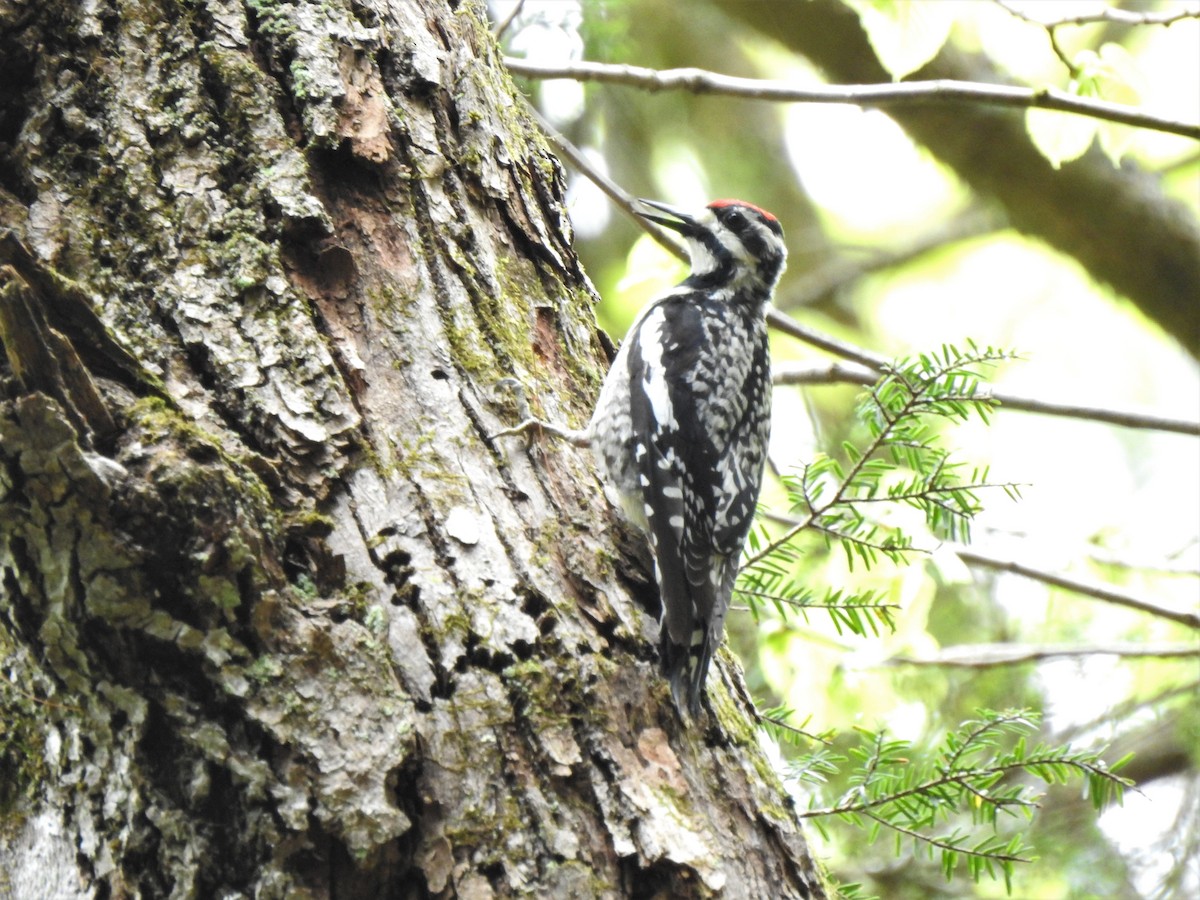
top-left (707, 198), bottom-right (778, 222)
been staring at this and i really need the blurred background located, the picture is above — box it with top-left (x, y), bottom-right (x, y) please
top-left (492, 1), bottom-right (1199, 896)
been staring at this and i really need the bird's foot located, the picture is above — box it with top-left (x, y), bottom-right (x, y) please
top-left (488, 378), bottom-right (590, 447)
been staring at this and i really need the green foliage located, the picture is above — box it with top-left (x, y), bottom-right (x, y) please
top-left (499, 0), bottom-right (1200, 893)
top-left (822, 345), bottom-right (1016, 543)
top-left (738, 525), bottom-right (898, 638)
top-left (742, 343), bottom-right (1021, 605)
top-left (780, 708), bottom-right (1132, 898)
top-left (1026, 42), bottom-right (1144, 169)
top-left (740, 343), bottom-right (1130, 895)
top-left (740, 345), bottom-right (1029, 717)
top-left (839, 0), bottom-right (955, 79)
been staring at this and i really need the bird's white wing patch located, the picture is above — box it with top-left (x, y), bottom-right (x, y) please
top-left (638, 307), bottom-right (676, 431)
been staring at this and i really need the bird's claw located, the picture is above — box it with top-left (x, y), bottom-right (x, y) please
top-left (488, 379), bottom-right (590, 447)
top-left (489, 379), bottom-right (538, 444)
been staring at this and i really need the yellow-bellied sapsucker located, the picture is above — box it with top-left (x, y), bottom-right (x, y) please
top-left (497, 199), bottom-right (786, 720)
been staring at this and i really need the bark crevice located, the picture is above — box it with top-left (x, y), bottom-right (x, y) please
top-left (1, 1), bottom-right (826, 896)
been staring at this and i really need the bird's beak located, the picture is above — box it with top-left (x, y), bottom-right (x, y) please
top-left (637, 199), bottom-right (703, 238)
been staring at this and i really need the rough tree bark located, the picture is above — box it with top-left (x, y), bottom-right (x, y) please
top-left (0, 0), bottom-right (824, 898)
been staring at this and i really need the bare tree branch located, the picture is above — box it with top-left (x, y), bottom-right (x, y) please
top-left (949, 543), bottom-right (1200, 629)
top-left (526, 106), bottom-right (692, 264)
top-left (775, 360), bottom-right (1200, 436)
top-left (525, 107), bottom-right (905, 375)
top-left (759, 503), bottom-right (1198, 630)
top-left (491, 0), bottom-right (527, 41)
top-left (766, 309), bottom-right (891, 370)
top-left (713, 0), bottom-right (1200, 360)
top-left (992, 1), bottom-right (1200, 77)
top-left (528, 92), bottom-right (1199, 442)
top-left (1051, 680), bottom-right (1200, 748)
top-left (886, 642), bottom-right (1200, 669)
top-left (504, 58), bottom-right (1200, 141)
top-left (993, 0), bottom-right (1200, 30)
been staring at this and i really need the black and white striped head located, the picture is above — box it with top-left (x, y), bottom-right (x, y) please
top-left (638, 198), bottom-right (787, 299)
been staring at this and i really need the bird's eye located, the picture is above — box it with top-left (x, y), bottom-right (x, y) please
top-left (725, 209), bottom-right (745, 228)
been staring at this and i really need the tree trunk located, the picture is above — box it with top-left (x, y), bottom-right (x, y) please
top-left (0, 1), bottom-right (824, 897)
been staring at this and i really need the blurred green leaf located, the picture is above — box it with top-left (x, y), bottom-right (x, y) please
top-left (840, 0), bottom-right (954, 80)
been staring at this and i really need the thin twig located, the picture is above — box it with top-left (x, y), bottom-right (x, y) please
top-left (505, 58), bottom-right (1200, 141)
top-left (735, 587), bottom-right (900, 613)
top-left (774, 360), bottom-right (1200, 436)
top-left (991, 1), bottom-right (1200, 78)
top-left (802, 753), bottom-right (1097, 820)
top-left (767, 309), bottom-right (890, 369)
top-left (949, 542), bottom-right (1200, 630)
top-left (886, 642), bottom-right (1200, 669)
top-left (525, 104), bottom-right (935, 372)
top-left (993, 0), bottom-right (1200, 30)
top-left (1085, 544), bottom-right (1200, 577)
top-left (1051, 679), bottom-right (1200, 748)
top-left (758, 711), bottom-right (831, 745)
top-left (526, 106), bottom-right (689, 261)
top-left (1046, 25), bottom-right (1082, 77)
top-left (492, 0), bottom-right (527, 41)
top-left (761, 501), bottom-right (1199, 629)
top-left (859, 811), bottom-right (1031, 864)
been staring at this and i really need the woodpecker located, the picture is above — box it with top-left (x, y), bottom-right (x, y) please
top-left (496, 198), bottom-right (785, 720)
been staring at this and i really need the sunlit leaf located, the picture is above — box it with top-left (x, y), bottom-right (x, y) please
top-left (1026, 105), bottom-right (1096, 170)
top-left (841, 0), bottom-right (955, 80)
top-left (1089, 43), bottom-right (1145, 165)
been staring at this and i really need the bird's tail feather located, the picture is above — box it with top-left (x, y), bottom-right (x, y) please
top-left (661, 626), bottom-right (715, 721)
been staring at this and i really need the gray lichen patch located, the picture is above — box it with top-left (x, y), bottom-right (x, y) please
top-left (1, 0), bottom-right (826, 894)
top-left (238, 591), bottom-right (417, 855)
top-left (17, 0), bottom-right (359, 491)
top-left (0, 628), bottom-right (52, 839)
top-left (0, 389), bottom-right (417, 892)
